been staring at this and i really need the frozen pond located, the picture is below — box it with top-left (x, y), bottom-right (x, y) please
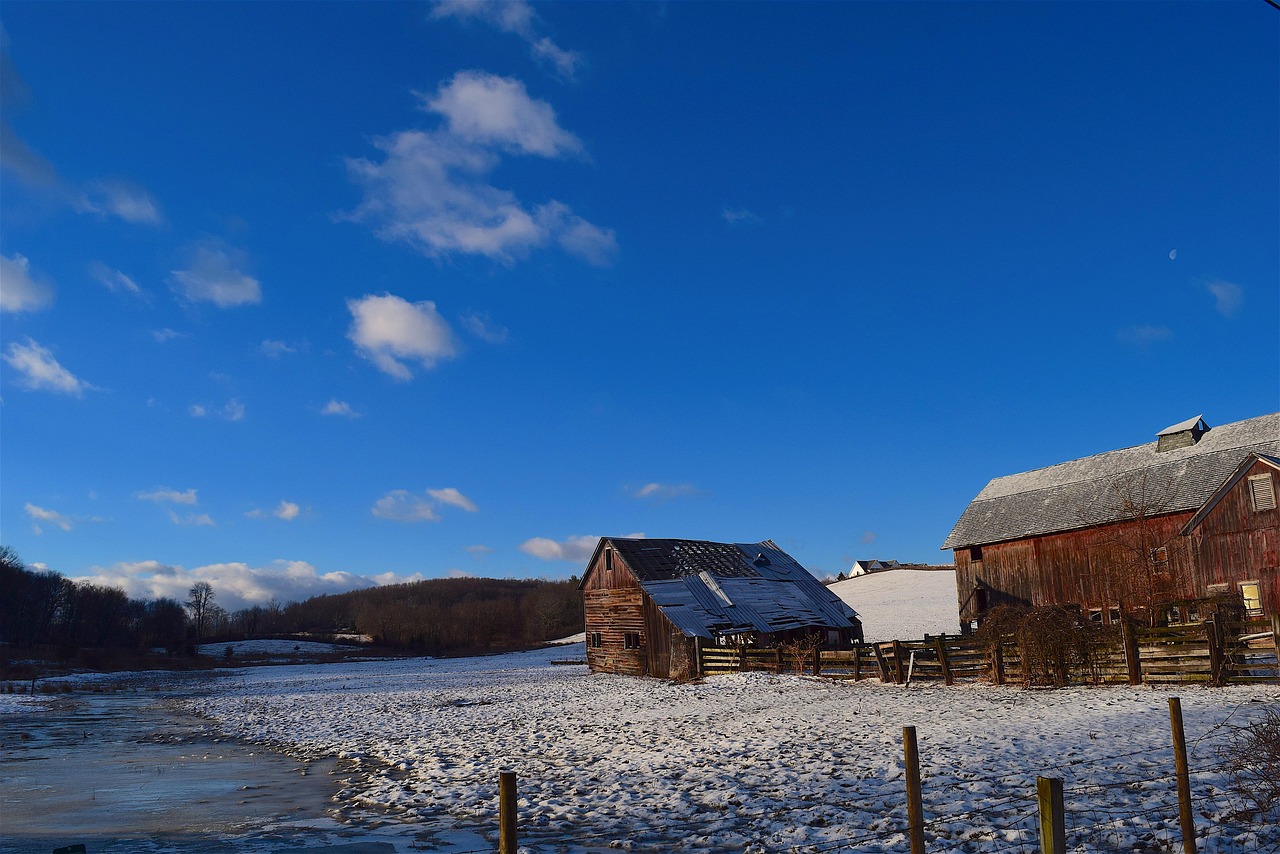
top-left (0, 673), bottom-right (483, 853)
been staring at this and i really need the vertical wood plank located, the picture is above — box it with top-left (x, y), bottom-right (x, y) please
top-left (499, 771), bottom-right (517, 854)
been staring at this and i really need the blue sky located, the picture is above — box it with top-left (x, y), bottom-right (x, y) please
top-left (2, 1), bottom-right (1276, 611)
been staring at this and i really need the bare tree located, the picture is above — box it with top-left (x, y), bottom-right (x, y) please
top-left (1096, 470), bottom-right (1182, 626)
top-left (186, 581), bottom-right (216, 640)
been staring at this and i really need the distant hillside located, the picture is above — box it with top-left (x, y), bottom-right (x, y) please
top-left (829, 569), bottom-right (959, 642)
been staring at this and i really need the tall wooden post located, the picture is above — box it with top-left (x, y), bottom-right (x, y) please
top-left (499, 771), bottom-right (517, 854)
top-left (1122, 621), bottom-right (1142, 685)
top-left (1036, 776), bottom-right (1065, 854)
top-left (933, 636), bottom-right (954, 685)
top-left (903, 726), bottom-right (926, 854)
top-left (1168, 698), bottom-right (1198, 854)
top-left (892, 640), bottom-right (906, 684)
top-left (1204, 620), bottom-right (1225, 685)
top-left (990, 644), bottom-right (1005, 686)
top-left (1271, 614), bottom-right (1280, 679)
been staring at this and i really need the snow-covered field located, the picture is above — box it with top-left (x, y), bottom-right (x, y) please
top-left (830, 569), bottom-right (961, 641)
top-left (188, 645), bottom-right (1280, 853)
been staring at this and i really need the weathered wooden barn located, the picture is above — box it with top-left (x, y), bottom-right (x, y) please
top-left (942, 412), bottom-right (1280, 628)
top-left (580, 537), bottom-right (863, 679)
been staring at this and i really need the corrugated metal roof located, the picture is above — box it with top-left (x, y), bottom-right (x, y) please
top-left (941, 412), bottom-right (1280, 550)
top-left (606, 537), bottom-right (862, 640)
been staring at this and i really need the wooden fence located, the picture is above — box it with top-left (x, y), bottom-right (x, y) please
top-left (696, 614), bottom-right (1280, 686)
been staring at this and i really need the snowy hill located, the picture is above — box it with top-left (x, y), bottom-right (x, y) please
top-left (828, 568), bottom-right (960, 641)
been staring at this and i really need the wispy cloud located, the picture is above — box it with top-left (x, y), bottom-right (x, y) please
top-left (190, 399), bottom-right (245, 421)
top-left (465, 544), bottom-right (495, 557)
top-left (25, 502), bottom-right (74, 533)
top-left (136, 487), bottom-right (198, 505)
top-left (259, 339), bottom-right (297, 357)
top-left (347, 293), bottom-right (458, 380)
top-left (632, 482), bottom-right (703, 501)
top-left (151, 328), bottom-right (186, 343)
top-left (519, 532), bottom-right (644, 562)
top-left (168, 510), bottom-right (215, 527)
top-left (860, 531), bottom-right (878, 545)
top-left (1205, 280), bottom-right (1243, 317)
top-left (1116, 324), bottom-right (1173, 349)
top-left (248, 500), bottom-right (302, 521)
top-left (169, 241), bottom-right (261, 308)
top-left (88, 260), bottom-right (143, 297)
top-left (1, 253), bottom-right (54, 313)
top-left (3, 338), bottom-right (95, 396)
top-left (430, 0), bottom-right (581, 80)
top-left (722, 206), bottom-right (761, 226)
top-left (321, 399), bottom-right (361, 418)
top-left (74, 179), bottom-right (163, 225)
top-left (345, 71), bottom-right (615, 266)
top-left (461, 311), bottom-right (509, 344)
top-left (371, 487), bottom-right (478, 523)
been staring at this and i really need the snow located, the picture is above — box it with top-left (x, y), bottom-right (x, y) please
top-left (197, 639), bottom-right (347, 656)
top-left (186, 645), bottom-right (1280, 853)
top-left (548, 632), bottom-right (586, 646)
top-left (829, 569), bottom-right (961, 641)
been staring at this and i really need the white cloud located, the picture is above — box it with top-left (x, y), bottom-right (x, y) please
top-left (3, 338), bottom-right (95, 396)
top-left (861, 531), bottom-right (878, 545)
top-left (1116, 325), bottom-right (1173, 348)
top-left (321, 399), bottom-right (361, 418)
top-left (25, 502), bottom-right (73, 532)
top-left (168, 510), bottom-right (215, 527)
top-left (169, 242), bottom-right (261, 308)
top-left (74, 179), bottom-right (163, 225)
top-left (371, 487), bottom-right (478, 522)
top-left (446, 568), bottom-right (474, 579)
top-left (633, 482), bottom-right (702, 501)
top-left (259, 339), bottom-right (297, 357)
top-left (274, 500), bottom-right (301, 521)
top-left (460, 311), bottom-right (509, 344)
top-left (151, 328), bottom-right (185, 343)
top-left (371, 490), bottom-right (440, 523)
top-left (190, 399), bottom-right (245, 421)
top-left (427, 487), bottom-right (478, 513)
top-left (88, 260), bottom-right (143, 297)
top-left (424, 71), bottom-right (582, 157)
top-left (430, 0), bottom-right (581, 80)
top-left (465, 544), bottom-right (495, 557)
top-left (78, 558), bottom-right (395, 611)
top-left (519, 533), bottom-right (643, 562)
top-left (347, 293), bottom-right (458, 380)
top-left (1205, 280), bottom-right (1243, 317)
top-left (136, 487), bottom-right (198, 505)
top-left (345, 73), bottom-right (615, 267)
top-left (722, 206), bottom-right (761, 225)
top-left (1, 253), bottom-right (53, 313)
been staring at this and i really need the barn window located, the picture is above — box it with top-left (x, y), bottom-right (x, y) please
top-left (624, 631), bottom-right (641, 650)
top-left (1108, 606), bottom-right (1122, 625)
top-left (1088, 608), bottom-right (1103, 624)
top-left (969, 546), bottom-right (983, 562)
top-left (605, 548), bottom-right (614, 573)
top-left (588, 632), bottom-right (602, 648)
top-left (1239, 582), bottom-right (1262, 616)
top-left (1151, 547), bottom-right (1169, 575)
top-left (1248, 474), bottom-right (1277, 512)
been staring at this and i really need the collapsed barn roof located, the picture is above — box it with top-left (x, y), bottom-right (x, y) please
top-left (593, 537), bottom-right (862, 640)
top-left (941, 411), bottom-right (1280, 550)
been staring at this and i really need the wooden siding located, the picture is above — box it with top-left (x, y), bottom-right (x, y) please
top-left (584, 587), bottom-right (647, 676)
top-left (1185, 461), bottom-right (1280, 614)
top-left (954, 513), bottom-right (1194, 624)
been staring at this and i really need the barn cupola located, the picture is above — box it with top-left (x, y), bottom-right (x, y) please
top-left (1156, 415), bottom-right (1210, 453)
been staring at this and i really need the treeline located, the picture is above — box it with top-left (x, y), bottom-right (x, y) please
top-left (0, 545), bottom-right (584, 658)
top-left (0, 547), bottom-right (187, 654)
top-left (275, 576), bottom-right (584, 654)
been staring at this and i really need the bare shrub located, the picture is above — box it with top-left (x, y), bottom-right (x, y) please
top-left (778, 633), bottom-right (821, 675)
top-left (1217, 704), bottom-right (1280, 819)
top-left (976, 604), bottom-right (1114, 687)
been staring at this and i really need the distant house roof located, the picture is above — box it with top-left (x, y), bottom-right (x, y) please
top-left (595, 537), bottom-right (862, 640)
top-left (941, 412), bottom-right (1280, 550)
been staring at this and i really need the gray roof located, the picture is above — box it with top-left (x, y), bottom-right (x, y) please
top-left (605, 538), bottom-right (862, 640)
top-left (941, 412), bottom-right (1280, 550)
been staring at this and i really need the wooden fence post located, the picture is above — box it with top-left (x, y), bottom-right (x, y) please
top-left (1120, 621), bottom-right (1141, 685)
top-left (873, 642), bottom-right (891, 682)
top-left (1205, 620), bottom-right (1225, 685)
top-left (892, 640), bottom-right (906, 684)
top-left (499, 771), bottom-right (517, 854)
top-left (694, 637), bottom-right (704, 679)
top-left (812, 646), bottom-right (821, 677)
top-left (853, 644), bottom-right (862, 681)
top-left (903, 726), bottom-right (926, 854)
top-left (1271, 614), bottom-right (1280, 679)
top-left (775, 645), bottom-right (785, 674)
top-left (1036, 776), bottom-right (1065, 854)
top-left (933, 636), bottom-right (954, 685)
top-left (1169, 697), bottom-right (1198, 854)
top-left (990, 644), bottom-right (1005, 686)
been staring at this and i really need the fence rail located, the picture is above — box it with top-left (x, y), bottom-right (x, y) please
top-left (697, 614), bottom-right (1280, 686)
